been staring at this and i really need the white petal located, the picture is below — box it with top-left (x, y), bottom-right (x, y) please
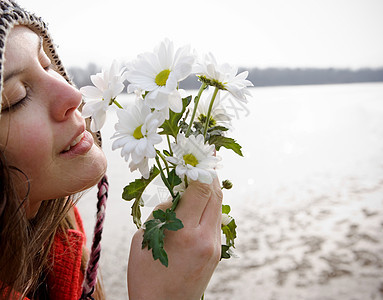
top-left (167, 91), bottom-right (183, 113)
top-left (166, 156), bottom-right (178, 164)
top-left (80, 86), bottom-right (103, 99)
top-left (130, 158), bottom-right (150, 179)
top-left (140, 162), bottom-right (150, 179)
top-left (158, 39), bottom-right (173, 70)
top-left (146, 91), bottom-right (169, 111)
top-left (186, 168), bottom-right (199, 181)
top-left (110, 81), bottom-right (125, 98)
top-left (175, 164), bottom-right (187, 177)
top-left (122, 140), bottom-right (138, 156)
top-left (82, 100), bottom-right (102, 118)
top-left (147, 133), bottom-right (162, 145)
top-left (112, 135), bottom-right (134, 150)
top-left (196, 168), bottom-right (213, 184)
top-left (173, 48), bottom-right (194, 80)
top-left (91, 74), bottom-right (107, 91)
top-left (136, 138), bottom-right (148, 154)
top-left (90, 108), bottom-right (107, 132)
top-left (126, 71), bottom-right (158, 91)
top-left (145, 145), bottom-right (156, 158)
top-left (165, 72), bottom-right (178, 91)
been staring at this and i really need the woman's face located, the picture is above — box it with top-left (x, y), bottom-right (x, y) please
top-left (0, 26), bottom-right (107, 215)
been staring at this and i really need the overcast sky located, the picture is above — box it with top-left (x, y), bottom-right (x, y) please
top-left (17, 0), bottom-right (383, 69)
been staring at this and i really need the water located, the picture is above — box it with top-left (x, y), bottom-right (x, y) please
top-left (78, 83), bottom-right (383, 299)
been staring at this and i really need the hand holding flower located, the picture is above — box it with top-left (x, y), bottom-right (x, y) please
top-left (127, 177), bottom-right (223, 300)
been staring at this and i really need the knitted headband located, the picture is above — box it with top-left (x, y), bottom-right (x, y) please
top-left (0, 2), bottom-right (108, 299)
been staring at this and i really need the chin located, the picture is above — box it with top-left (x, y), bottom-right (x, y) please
top-left (29, 144), bottom-right (108, 203)
top-left (77, 147), bottom-right (108, 191)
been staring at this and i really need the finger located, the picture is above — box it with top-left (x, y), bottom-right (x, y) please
top-left (199, 176), bottom-right (223, 230)
top-left (174, 179), bottom-right (213, 228)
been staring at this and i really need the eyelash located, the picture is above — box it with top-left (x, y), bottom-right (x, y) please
top-left (1, 90), bottom-right (32, 113)
top-left (44, 64), bottom-right (52, 72)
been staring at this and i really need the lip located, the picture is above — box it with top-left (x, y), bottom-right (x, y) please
top-left (60, 130), bottom-right (94, 158)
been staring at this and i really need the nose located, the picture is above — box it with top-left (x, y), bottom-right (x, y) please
top-left (45, 72), bottom-right (83, 122)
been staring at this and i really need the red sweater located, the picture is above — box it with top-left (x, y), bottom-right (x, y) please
top-left (3, 207), bottom-right (87, 299)
top-left (45, 206), bottom-right (86, 300)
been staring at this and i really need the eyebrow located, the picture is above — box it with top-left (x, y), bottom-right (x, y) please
top-left (3, 36), bottom-right (43, 83)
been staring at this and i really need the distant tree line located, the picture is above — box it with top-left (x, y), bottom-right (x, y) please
top-left (67, 63), bottom-right (383, 90)
top-left (243, 67), bottom-right (383, 87)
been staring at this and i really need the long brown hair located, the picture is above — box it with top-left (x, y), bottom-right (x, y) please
top-left (0, 151), bottom-right (105, 299)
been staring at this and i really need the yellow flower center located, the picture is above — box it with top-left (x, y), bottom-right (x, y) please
top-left (133, 125), bottom-right (144, 139)
top-left (183, 153), bottom-right (198, 167)
top-left (155, 69), bottom-right (171, 86)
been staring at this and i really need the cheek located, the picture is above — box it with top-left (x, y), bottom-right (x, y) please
top-left (4, 118), bottom-right (53, 173)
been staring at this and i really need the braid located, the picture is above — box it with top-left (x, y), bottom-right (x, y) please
top-left (80, 175), bottom-right (109, 300)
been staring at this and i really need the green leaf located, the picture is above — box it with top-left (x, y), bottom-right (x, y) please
top-left (208, 125), bottom-right (229, 132)
top-left (142, 218), bottom-right (168, 266)
top-left (222, 219), bottom-right (237, 247)
top-left (131, 198), bottom-right (143, 229)
top-left (142, 208), bottom-right (184, 267)
top-left (208, 135), bottom-right (243, 156)
top-left (159, 96), bottom-right (192, 138)
top-left (167, 169), bottom-right (182, 187)
top-left (222, 204), bottom-right (231, 215)
top-left (122, 166), bottom-right (160, 201)
top-left (207, 125), bottom-right (229, 137)
top-left (122, 166), bottom-right (160, 228)
top-left (220, 245), bottom-right (231, 260)
top-left (206, 125), bottom-right (229, 139)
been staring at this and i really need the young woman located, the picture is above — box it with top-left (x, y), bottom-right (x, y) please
top-left (0, 1), bottom-right (223, 299)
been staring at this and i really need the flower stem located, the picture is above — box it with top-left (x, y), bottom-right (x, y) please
top-left (113, 99), bottom-right (123, 109)
top-left (155, 156), bottom-right (175, 199)
top-left (166, 135), bottom-right (173, 156)
top-left (185, 82), bottom-right (207, 137)
top-left (170, 193), bottom-right (181, 212)
top-left (203, 86), bottom-right (219, 138)
top-left (157, 151), bottom-right (170, 175)
top-left (155, 155), bottom-right (181, 212)
top-left (109, 97), bottom-right (123, 108)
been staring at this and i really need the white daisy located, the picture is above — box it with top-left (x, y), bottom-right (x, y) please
top-left (166, 134), bottom-right (220, 184)
top-left (111, 100), bottom-right (164, 178)
top-left (195, 90), bottom-right (232, 129)
top-left (194, 53), bottom-right (253, 102)
top-left (125, 39), bottom-right (195, 116)
top-left (81, 60), bottom-right (126, 131)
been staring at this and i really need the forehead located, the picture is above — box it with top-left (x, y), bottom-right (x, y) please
top-left (4, 26), bottom-right (40, 65)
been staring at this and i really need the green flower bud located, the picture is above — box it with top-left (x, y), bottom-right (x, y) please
top-left (222, 179), bottom-right (233, 190)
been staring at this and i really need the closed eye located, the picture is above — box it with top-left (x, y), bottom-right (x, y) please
top-left (1, 87), bottom-right (32, 113)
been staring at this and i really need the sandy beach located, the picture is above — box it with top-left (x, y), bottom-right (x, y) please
top-left (205, 178), bottom-right (383, 300)
top-left (78, 83), bottom-right (383, 299)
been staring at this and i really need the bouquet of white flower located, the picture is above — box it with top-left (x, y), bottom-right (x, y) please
top-left (80, 39), bottom-right (253, 268)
